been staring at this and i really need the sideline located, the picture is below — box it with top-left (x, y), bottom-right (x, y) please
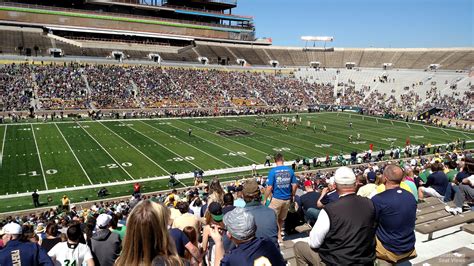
top-left (1, 141), bottom-right (472, 200)
top-left (2, 149), bottom-right (471, 218)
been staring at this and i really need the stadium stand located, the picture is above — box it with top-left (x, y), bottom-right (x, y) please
top-left (1, 151), bottom-right (472, 265)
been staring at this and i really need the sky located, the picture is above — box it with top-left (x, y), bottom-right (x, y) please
top-left (234, 0), bottom-right (473, 48)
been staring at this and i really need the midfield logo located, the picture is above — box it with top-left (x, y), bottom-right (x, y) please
top-left (216, 129), bottom-right (253, 137)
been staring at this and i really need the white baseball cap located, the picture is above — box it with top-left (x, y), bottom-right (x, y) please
top-left (96, 214), bottom-right (112, 228)
top-left (334, 167), bottom-right (356, 185)
top-left (1, 223), bottom-right (22, 235)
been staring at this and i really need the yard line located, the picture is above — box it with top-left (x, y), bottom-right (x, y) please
top-left (406, 123), bottom-right (411, 128)
top-left (54, 123), bottom-right (93, 185)
top-left (423, 126), bottom-right (430, 132)
top-left (173, 121), bottom-right (258, 163)
top-left (376, 118), bottom-right (379, 124)
top-left (441, 129), bottom-right (450, 136)
top-left (98, 122), bottom-right (171, 176)
top-left (140, 121), bottom-right (234, 167)
top-left (461, 132), bottom-right (472, 140)
top-left (188, 121), bottom-right (269, 156)
top-left (77, 122), bottom-right (135, 180)
top-left (30, 124), bottom-right (48, 190)
top-left (0, 125), bottom-right (6, 168)
top-left (125, 122), bottom-right (203, 170)
top-left (206, 120), bottom-right (306, 158)
top-left (391, 121), bottom-right (394, 126)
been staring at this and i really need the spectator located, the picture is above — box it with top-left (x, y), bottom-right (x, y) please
top-left (173, 202), bottom-right (200, 234)
top-left (210, 208), bottom-right (285, 266)
top-left (317, 177), bottom-right (339, 208)
top-left (222, 193), bottom-right (236, 214)
top-left (0, 223), bottom-right (53, 266)
top-left (182, 226), bottom-right (199, 266)
top-left (89, 214), bottom-right (121, 266)
top-left (293, 167), bottom-right (376, 265)
top-left (39, 223), bottom-right (61, 253)
top-left (114, 200), bottom-right (184, 266)
top-left (264, 153), bottom-right (298, 243)
top-left (208, 177), bottom-right (225, 205)
top-left (357, 170), bottom-right (378, 197)
top-left (299, 180), bottom-right (321, 226)
top-left (201, 202), bottom-right (229, 265)
top-left (418, 162), bottom-right (449, 202)
top-left (48, 223), bottom-right (94, 266)
top-left (242, 179), bottom-right (278, 247)
top-left (446, 157), bottom-right (474, 215)
top-left (233, 186), bottom-right (246, 207)
top-left (371, 165), bottom-right (417, 263)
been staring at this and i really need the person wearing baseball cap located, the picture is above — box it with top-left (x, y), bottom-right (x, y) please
top-left (90, 213), bottom-right (121, 266)
top-left (357, 170), bottom-right (378, 198)
top-left (210, 208), bottom-right (285, 266)
top-left (242, 179), bottom-right (278, 247)
top-left (0, 223), bottom-right (53, 266)
top-left (294, 166), bottom-right (376, 265)
top-left (299, 179), bottom-right (321, 226)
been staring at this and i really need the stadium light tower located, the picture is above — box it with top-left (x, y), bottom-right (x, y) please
top-left (301, 36), bottom-right (334, 49)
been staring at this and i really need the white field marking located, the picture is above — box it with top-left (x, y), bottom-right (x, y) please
top-left (98, 121), bottom-right (173, 177)
top-left (30, 124), bottom-right (48, 190)
top-left (391, 121), bottom-right (394, 126)
top-left (5, 112), bottom-right (473, 138)
top-left (224, 118), bottom-right (334, 156)
top-left (441, 129), bottom-right (450, 136)
top-left (406, 123), bottom-right (411, 128)
top-left (0, 125), bottom-right (6, 168)
top-left (5, 111), bottom-right (471, 136)
top-left (174, 121), bottom-right (259, 163)
top-left (199, 121), bottom-right (271, 156)
top-left (77, 122), bottom-right (135, 180)
top-left (423, 126), bottom-right (430, 132)
top-left (376, 118), bottom-right (379, 124)
top-left (461, 132), bottom-right (471, 139)
top-left (139, 121), bottom-right (234, 167)
top-left (348, 113), bottom-right (473, 136)
top-left (3, 140), bottom-right (473, 202)
top-left (126, 122), bottom-right (203, 170)
top-left (211, 120), bottom-right (305, 158)
top-left (54, 123), bottom-right (93, 185)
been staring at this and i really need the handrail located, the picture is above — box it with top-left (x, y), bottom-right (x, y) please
top-left (0, 2), bottom-right (252, 30)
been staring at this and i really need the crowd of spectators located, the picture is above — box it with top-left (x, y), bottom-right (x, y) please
top-left (0, 149), bottom-right (472, 265)
top-left (2, 63), bottom-right (471, 123)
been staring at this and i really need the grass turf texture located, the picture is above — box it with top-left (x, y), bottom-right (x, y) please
top-left (0, 112), bottom-right (472, 213)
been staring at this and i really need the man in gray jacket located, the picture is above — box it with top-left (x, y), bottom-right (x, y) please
top-left (90, 214), bottom-right (121, 266)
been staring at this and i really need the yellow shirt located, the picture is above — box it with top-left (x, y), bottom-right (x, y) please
top-left (376, 183), bottom-right (412, 194)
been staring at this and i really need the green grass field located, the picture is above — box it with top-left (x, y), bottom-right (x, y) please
top-left (0, 112), bottom-right (472, 213)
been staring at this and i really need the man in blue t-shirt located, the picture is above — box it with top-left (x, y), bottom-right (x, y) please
top-left (210, 208), bottom-right (285, 266)
top-left (372, 165), bottom-right (417, 263)
top-left (264, 153), bottom-right (298, 243)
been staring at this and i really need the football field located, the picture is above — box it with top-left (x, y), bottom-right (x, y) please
top-left (0, 112), bottom-right (472, 199)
